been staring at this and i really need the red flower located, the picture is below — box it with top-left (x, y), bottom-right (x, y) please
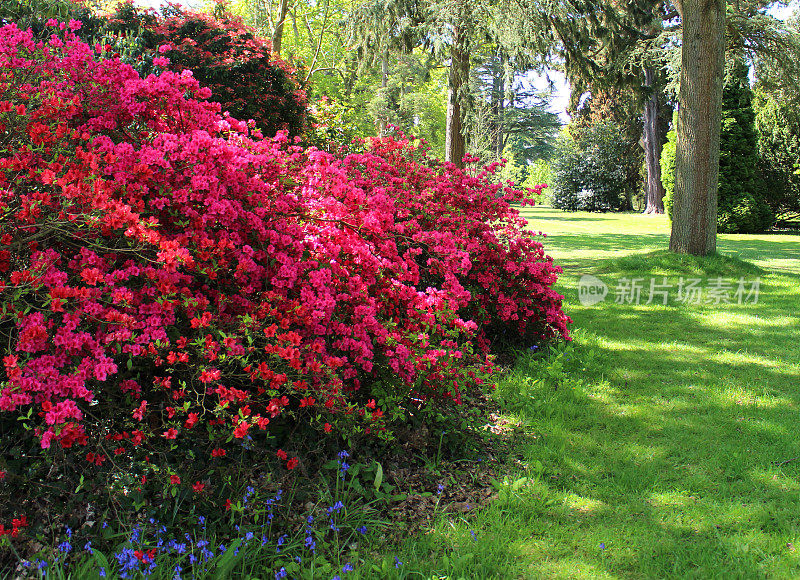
top-left (192, 481), bottom-right (205, 492)
top-left (184, 412), bottom-right (199, 429)
top-left (132, 400), bottom-right (147, 421)
top-left (211, 447), bottom-right (226, 458)
top-left (233, 420), bottom-right (249, 438)
top-left (162, 428), bottom-right (178, 439)
top-left (224, 498), bottom-right (232, 511)
top-left (323, 423), bottom-right (332, 433)
top-left (131, 430), bottom-right (145, 446)
top-left (276, 448), bottom-right (287, 460)
top-left (170, 475), bottom-right (181, 484)
top-left (198, 368), bottom-right (220, 383)
top-left (286, 457), bottom-right (299, 470)
top-left (299, 396), bottom-right (315, 408)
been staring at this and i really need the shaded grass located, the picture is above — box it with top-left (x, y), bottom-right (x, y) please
top-left (372, 207), bottom-right (800, 579)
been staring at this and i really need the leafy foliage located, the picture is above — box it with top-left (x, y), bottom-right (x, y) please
top-left (754, 84), bottom-right (800, 221)
top-left (661, 121), bottom-right (676, 217)
top-left (716, 57), bottom-right (773, 233)
top-left (550, 122), bottom-right (631, 212)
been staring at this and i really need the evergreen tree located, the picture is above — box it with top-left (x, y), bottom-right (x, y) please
top-left (717, 56), bottom-right (774, 232)
top-left (754, 85), bottom-right (800, 222)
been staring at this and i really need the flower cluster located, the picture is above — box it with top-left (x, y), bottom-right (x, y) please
top-left (103, 1), bottom-right (307, 138)
top-left (0, 21), bottom-right (569, 507)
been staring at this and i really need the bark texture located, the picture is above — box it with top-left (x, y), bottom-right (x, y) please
top-left (445, 13), bottom-right (469, 168)
top-left (669, 0), bottom-right (725, 255)
top-left (643, 66), bottom-right (665, 214)
top-left (271, 0), bottom-right (290, 55)
top-left (377, 49), bottom-right (388, 136)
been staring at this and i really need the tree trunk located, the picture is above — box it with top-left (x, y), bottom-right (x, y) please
top-left (490, 52), bottom-right (503, 158)
top-left (377, 49), bottom-right (389, 136)
top-left (271, 0), bottom-right (290, 55)
top-left (669, 0), bottom-right (725, 256)
top-left (445, 17), bottom-right (469, 168)
top-left (643, 66), bottom-right (665, 214)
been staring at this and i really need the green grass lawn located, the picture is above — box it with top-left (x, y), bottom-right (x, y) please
top-left (372, 207), bottom-right (800, 579)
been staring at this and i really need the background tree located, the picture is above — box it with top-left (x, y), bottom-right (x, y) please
top-left (497, 0), bottom-right (673, 214)
top-left (468, 49), bottom-right (561, 170)
top-left (716, 56), bottom-right (773, 232)
top-left (753, 17), bottom-right (800, 223)
top-left (569, 87), bottom-right (645, 210)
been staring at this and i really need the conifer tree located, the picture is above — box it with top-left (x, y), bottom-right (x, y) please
top-left (716, 56), bottom-right (774, 232)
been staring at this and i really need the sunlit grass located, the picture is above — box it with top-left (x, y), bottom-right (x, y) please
top-left (374, 207), bottom-right (800, 579)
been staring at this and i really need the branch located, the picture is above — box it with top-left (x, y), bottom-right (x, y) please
top-left (303, 0), bottom-right (331, 87)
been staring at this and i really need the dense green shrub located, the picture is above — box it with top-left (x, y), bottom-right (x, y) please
top-left (550, 122), bottom-right (629, 212)
top-left (661, 120), bottom-right (676, 217)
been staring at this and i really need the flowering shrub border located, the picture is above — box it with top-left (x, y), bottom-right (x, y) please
top-left (0, 21), bottom-right (569, 547)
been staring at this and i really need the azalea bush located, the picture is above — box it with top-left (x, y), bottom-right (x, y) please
top-left (0, 20), bottom-right (569, 554)
top-left (100, 1), bottom-right (307, 138)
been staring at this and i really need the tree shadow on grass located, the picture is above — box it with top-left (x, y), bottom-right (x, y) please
top-left (539, 230), bottom-right (800, 277)
top-left (479, 272), bottom-right (800, 578)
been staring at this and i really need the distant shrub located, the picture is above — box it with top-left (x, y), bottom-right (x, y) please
top-left (661, 126), bottom-right (676, 218)
top-left (550, 122), bottom-right (629, 212)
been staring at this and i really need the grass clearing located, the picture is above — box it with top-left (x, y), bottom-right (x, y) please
top-left (371, 207), bottom-right (800, 579)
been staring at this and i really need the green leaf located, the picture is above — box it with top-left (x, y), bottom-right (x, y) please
top-left (373, 461), bottom-right (383, 491)
top-left (213, 538), bottom-right (243, 579)
top-left (91, 549), bottom-right (111, 575)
